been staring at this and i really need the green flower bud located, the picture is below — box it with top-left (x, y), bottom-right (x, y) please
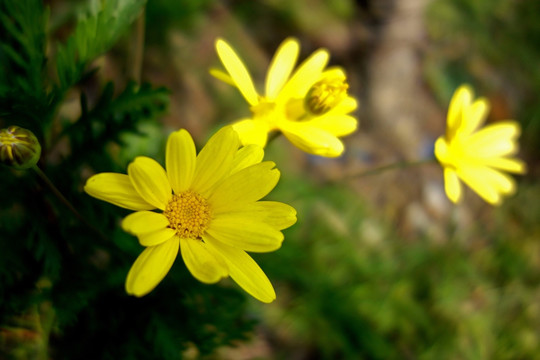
top-left (0, 126), bottom-right (41, 169)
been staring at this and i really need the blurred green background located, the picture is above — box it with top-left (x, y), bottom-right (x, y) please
top-left (1, 0), bottom-right (539, 359)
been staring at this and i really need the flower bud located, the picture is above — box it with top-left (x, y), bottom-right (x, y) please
top-left (305, 73), bottom-right (349, 115)
top-left (0, 126), bottom-right (41, 169)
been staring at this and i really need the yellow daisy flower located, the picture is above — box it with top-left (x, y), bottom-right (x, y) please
top-left (211, 38), bottom-right (358, 157)
top-left (84, 126), bottom-right (296, 303)
top-left (435, 85), bottom-right (526, 205)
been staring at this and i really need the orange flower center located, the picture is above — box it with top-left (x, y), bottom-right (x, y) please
top-left (163, 191), bottom-right (212, 239)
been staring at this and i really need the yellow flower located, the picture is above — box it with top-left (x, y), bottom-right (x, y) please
top-left (435, 85), bottom-right (526, 205)
top-left (211, 38), bottom-right (358, 157)
top-left (84, 127), bottom-right (296, 303)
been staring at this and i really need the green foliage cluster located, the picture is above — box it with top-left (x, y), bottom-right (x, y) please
top-left (0, 0), bottom-right (50, 133)
top-left (260, 174), bottom-right (540, 359)
top-left (0, 0), bottom-right (254, 358)
top-left (55, 0), bottom-right (146, 90)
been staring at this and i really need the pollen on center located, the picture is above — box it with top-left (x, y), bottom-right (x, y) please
top-left (163, 190), bottom-right (212, 239)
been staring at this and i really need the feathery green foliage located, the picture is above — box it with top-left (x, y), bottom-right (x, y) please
top-left (0, 1), bottom-right (257, 358)
top-left (55, 0), bottom-right (146, 91)
top-left (0, 0), bottom-right (50, 132)
top-left (0, 0), bottom-right (47, 97)
top-left (59, 81), bottom-right (169, 172)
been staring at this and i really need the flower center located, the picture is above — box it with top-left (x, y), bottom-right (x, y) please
top-left (163, 191), bottom-right (212, 239)
top-left (305, 75), bottom-right (349, 115)
top-left (251, 97), bottom-right (276, 119)
top-left (0, 126), bottom-right (34, 146)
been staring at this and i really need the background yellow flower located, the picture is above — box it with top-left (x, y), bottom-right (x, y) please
top-left (435, 85), bottom-right (526, 205)
top-left (212, 38), bottom-right (358, 157)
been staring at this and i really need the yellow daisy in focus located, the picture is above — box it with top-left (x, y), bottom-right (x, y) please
top-left (84, 127), bottom-right (296, 303)
top-left (435, 85), bottom-right (526, 205)
top-left (211, 38), bottom-right (358, 157)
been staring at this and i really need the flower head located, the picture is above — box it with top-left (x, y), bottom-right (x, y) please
top-left (211, 38), bottom-right (358, 157)
top-left (435, 85), bottom-right (526, 205)
top-left (84, 126), bottom-right (296, 302)
top-left (0, 126), bottom-right (41, 169)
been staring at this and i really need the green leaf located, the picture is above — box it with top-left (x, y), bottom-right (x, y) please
top-left (0, 0), bottom-right (49, 130)
top-left (0, 0), bottom-right (48, 97)
top-left (55, 0), bottom-right (147, 91)
top-left (59, 81), bottom-right (169, 171)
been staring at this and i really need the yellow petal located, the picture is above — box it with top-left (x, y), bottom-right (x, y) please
top-left (458, 169), bottom-right (500, 205)
top-left (192, 126), bottom-right (240, 196)
top-left (232, 119), bottom-right (270, 147)
top-left (209, 161), bottom-right (280, 213)
top-left (121, 211), bottom-right (170, 235)
top-left (447, 85), bottom-right (473, 138)
top-left (179, 238), bottom-right (228, 284)
top-left (279, 49), bottom-right (329, 101)
top-left (434, 137), bottom-right (451, 166)
top-left (329, 96), bottom-right (358, 114)
top-left (486, 169), bottom-right (515, 195)
top-left (229, 144), bottom-right (264, 175)
top-left (320, 67), bottom-right (346, 79)
top-left (209, 68), bottom-right (235, 86)
top-left (280, 122), bottom-right (344, 157)
top-left (84, 173), bottom-right (154, 211)
top-left (306, 114), bottom-right (358, 137)
top-left (460, 97), bottom-right (489, 136)
top-left (215, 38), bottom-right (259, 106)
top-left (483, 157), bottom-right (527, 174)
top-left (125, 238), bottom-right (180, 297)
top-left (457, 165), bottom-right (515, 205)
top-left (128, 157), bottom-right (172, 210)
top-left (443, 168), bottom-right (462, 203)
top-left (206, 215), bottom-right (284, 253)
top-left (223, 201), bottom-right (297, 230)
top-left (465, 165), bottom-right (516, 195)
top-left (266, 38), bottom-right (299, 99)
top-left (466, 122), bottom-right (521, 158)
top-left (138, 228), bottom-right (177, 247)
top-left (205, 236), bottom-right (276, 303)
top-left (166, 129), bottom-right (196, 193)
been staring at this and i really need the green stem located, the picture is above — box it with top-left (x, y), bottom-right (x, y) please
top-left (341, 158), bottom-right (436, 180)
top-left (32, 165), bottom-right (107, 241)
top-left (265, 130), bottom-right (282, 146)
top-left (130, 9), bottom-right (146, 83)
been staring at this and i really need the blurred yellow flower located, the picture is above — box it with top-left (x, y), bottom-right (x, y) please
top-left (212, 38), bottom-right (358, 157)
top-left (84, 127), bottom-right (296, 303)
top-left (435, 85), bottom-right (526, 205)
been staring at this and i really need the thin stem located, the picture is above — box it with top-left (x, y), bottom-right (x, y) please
top-left (130, 9), bottom-right (146, 83)
top-left (341, 158), bottom-right (436, 181)
top-left (266, 130), bottom-right (282, 146)
top-left (32, 165), bottom-right (107, 241)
